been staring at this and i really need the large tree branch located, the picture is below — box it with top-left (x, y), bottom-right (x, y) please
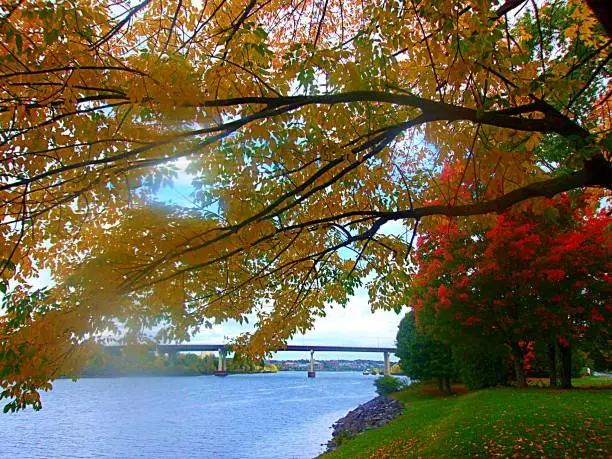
top-left (494, 0), bottom-right (528, 19)
top-left (193, 91), bottom-right (588, 137)
top-left (8, 89), bottom-right (583, 137)
top-left (382, 156), bottom-right (612, 220)
top-left (586, 0), bottom-right (612, 37)
top-left (1, 90), bottom-right (587, 193)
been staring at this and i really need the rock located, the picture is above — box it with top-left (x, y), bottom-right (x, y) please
top-left (325, 396), bottom-right (404, 452)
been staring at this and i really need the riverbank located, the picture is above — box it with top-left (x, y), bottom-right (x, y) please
top-left (323, 376), bottom-right (612, 458)
top-left (326, 396), bottom-right (404, 452)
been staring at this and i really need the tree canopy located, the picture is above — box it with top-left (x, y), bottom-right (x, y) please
top-left (0, 0), bottom-right (611, 410)
top-left (409, 193), bottom-right (611, 387)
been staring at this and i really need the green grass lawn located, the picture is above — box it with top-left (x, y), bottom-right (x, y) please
top-left (324, 377), bottom-right (612, 458)
top-left (572, 375), bottom-right (612, 387)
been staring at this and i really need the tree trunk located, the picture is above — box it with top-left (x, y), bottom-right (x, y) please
top-left (559, 342), bottom-right (572, 389)
top-left (438, 377), bottom-right (443, 391)
top-left (548, 343), bottom-right (558, 388)
top-left (443, 376), bottom-right (452, 394)
top-left (510, 342), bottom-right (527, 388)
top-left (586, 0), bottom-right (612, 37)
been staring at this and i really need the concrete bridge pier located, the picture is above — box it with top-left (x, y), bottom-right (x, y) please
top-left (308, 350), bottom-right (316, 378)
top-left (384, 351), bottom-right (391, 376)
top-left (215, 348), bottom-right (228, 376)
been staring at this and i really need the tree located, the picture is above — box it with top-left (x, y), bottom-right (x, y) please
top-left (396, 311), bottom-right (454, 392)
top-left (409, 193), bottom-right (611, 388)
top-left (373, 375), bottom-right (407, 396)
top-left (452, 342), bottom-right (508, 390)
top-left (0, 1), bottom-right (611, 410)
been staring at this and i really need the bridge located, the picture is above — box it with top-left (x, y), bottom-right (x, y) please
top-left (104, 344), bottom-right (397, 378)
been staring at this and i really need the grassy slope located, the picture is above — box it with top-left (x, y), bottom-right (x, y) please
top-left (324, 379), bottom-right (612, 458)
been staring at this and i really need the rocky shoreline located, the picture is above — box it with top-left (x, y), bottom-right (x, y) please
top-left (325, 396), bottom-right (404, 452)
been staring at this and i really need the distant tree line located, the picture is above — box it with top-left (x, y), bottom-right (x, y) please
top-left (270, 359), bottom-right (400, 372)
top-left (80, 348), bottom-right (277, 377)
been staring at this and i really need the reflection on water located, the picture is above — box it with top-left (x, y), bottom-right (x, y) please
top-left (0, 372), bottom-right (378, 459)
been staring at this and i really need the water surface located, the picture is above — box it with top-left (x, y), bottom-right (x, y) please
top-left (0, 372), bottom-right (378, 458)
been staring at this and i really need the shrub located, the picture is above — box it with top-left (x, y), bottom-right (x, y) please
top-left (374, 375), bottom-right (407, 396)
top-left (453, 345), bottom-right (508, 390)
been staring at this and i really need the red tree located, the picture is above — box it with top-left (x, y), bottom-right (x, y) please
top-left (410, 193), bottom-right (611, 387)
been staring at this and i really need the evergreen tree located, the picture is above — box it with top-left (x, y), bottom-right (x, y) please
top-left (396, 311), bottom-right (454, 392)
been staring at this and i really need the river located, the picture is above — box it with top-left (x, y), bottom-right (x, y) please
top-left (0, 372), bottom-right (379, 459)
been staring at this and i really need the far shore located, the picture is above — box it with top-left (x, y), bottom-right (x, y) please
top-left (61, 369), bottom-right (404, 379)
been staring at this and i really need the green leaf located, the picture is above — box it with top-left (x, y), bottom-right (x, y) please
top-left (43, 29), bottom-right (60, 45)
top-left (543, 206), bottom-right (560, 223)
top-left (15, 34), bottom-right (23, 54)
top-left (1, 259), bottom-right (16, 272)
top-left (600, 133), bottom-right (612, 152)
